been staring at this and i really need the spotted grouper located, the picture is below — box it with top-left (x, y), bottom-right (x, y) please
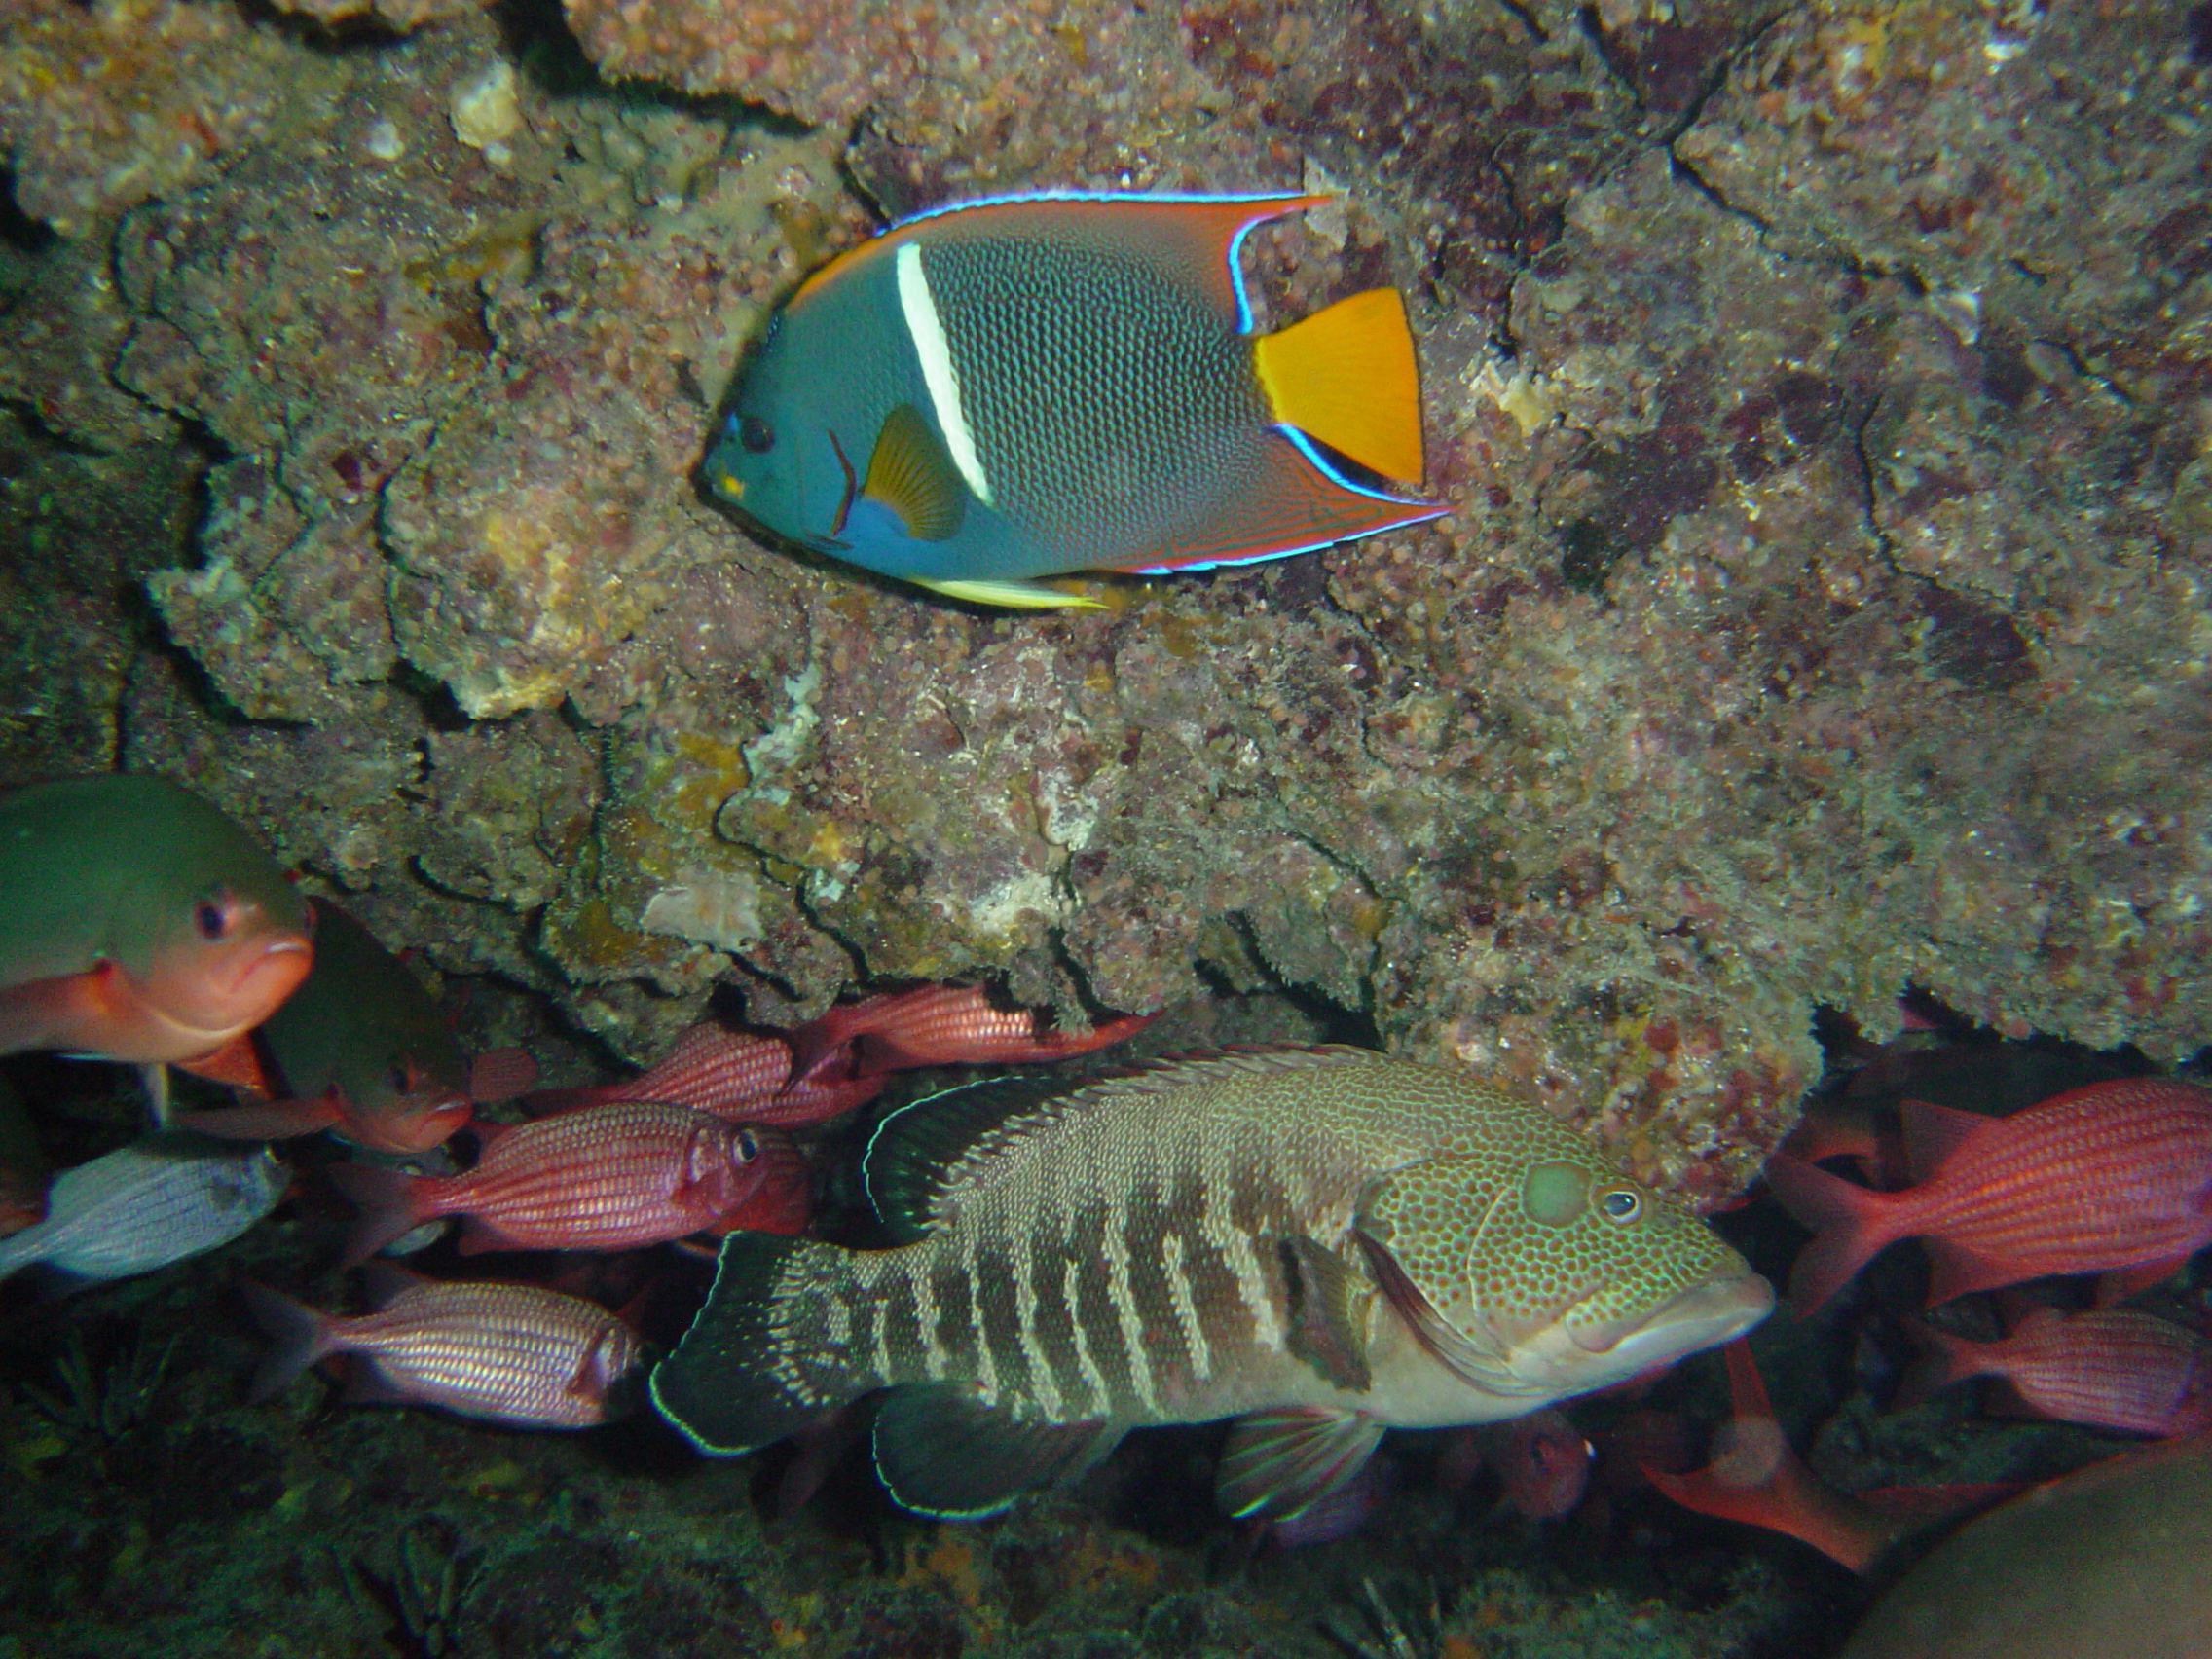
top-left (650, 1047), bottom-right (1772, 1520)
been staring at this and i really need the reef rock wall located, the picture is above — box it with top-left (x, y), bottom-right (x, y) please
top-left (1, 0), bottom-right (2207, 1199)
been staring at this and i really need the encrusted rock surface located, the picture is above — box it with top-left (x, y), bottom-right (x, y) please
top-left (0, 0), bottom-right (2206, 1202)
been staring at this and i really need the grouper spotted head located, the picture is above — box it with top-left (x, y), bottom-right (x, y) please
top-left (651, 1047), bottom-right (1770, 1521)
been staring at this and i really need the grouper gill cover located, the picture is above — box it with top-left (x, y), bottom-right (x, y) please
top-left (649, 1047), bottom-right (1772, 1520)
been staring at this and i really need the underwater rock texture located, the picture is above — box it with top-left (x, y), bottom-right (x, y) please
top-left (0, 0), bottom-right (2207, 1204)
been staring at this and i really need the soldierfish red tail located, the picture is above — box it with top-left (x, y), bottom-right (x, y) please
top-left (1761, 1153), bottom-right (1909, 1314)
top-left (1642, 1339), bottom-right (1904, 1574)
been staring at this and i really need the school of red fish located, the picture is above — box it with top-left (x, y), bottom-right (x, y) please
top-left (5, 774), bottom-right (2212, 1652)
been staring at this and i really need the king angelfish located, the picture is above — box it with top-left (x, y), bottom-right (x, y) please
top-left (650, 1048), bottom-right (1773, 1520)
top-left (704, 191), bottom-right (1446, 609)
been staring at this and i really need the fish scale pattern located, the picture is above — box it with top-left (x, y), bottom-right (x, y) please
top-left (926, 237), bottom-right (1266, 553)
top-left (1913, 1087), bottom-right (2212, 1265)
top-left (428, 1102), bottom-right (759, 1250)
top-left (335, 1282), bottom-right (638, 1427)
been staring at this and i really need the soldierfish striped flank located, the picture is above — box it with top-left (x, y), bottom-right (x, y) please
top-left (705, 191), bottom-right (1446, 608)
top-left (328, 1100), bottom-right (805, 1264)
top-left (243, 1263), bottom-right (642, 1428)
top-left (650, 1047), bottom-right (1771, 1522)
top-left (1765, 1080), bottom-right (2212, 1312)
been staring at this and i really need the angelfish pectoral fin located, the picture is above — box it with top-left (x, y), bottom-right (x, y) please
top-left (871, 1383), bottom-right (1123, 1518)
top-left (1216, 1406), bottom-right (1386, 1521)
top-left (864, 403), bottom-right (967, 541)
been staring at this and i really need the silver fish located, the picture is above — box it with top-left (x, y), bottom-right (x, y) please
top-left (0, 1131), bottom-right (286, 1288)
top-left (651, 1048), bottom-right (1771, 1520)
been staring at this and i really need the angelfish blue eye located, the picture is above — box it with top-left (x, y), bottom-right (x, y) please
top-left (738, 416), bottom-right (775, 454)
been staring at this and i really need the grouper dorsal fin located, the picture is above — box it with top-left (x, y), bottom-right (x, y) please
top-left (864, 1046), bottom-right (1391, 1241)
top-left (863, 1075), bottom-right (1069, 1243)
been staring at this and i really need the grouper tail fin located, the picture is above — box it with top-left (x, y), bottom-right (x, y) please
top-left (648, 1231), bottom-right (874, 1456)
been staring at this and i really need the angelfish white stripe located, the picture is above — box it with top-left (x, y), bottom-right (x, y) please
top-left (894, 242), bottom-right (996, 506)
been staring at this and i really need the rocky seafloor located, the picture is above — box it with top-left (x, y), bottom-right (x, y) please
top-left (1, 0), bottom-right (2208, 1653)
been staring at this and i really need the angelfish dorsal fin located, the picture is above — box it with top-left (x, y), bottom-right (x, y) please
top-left (864, 403), bottom-right (967, 541)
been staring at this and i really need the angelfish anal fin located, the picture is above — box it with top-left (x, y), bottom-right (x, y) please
top-left (872, 1383), bottom-right (1122, 1519)
top-left (1280, 1234), bottom-right (1373, 1392)
top-left (910, 576), bottom-right (1107, 611)
top-left (1216, 1406), bottom-right (1386, 1521)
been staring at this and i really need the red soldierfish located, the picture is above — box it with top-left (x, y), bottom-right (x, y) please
top-left (328, 1101), bottom-right (804, 1265)
top-left (789, 983), bottom-right (1157, 1083)
top-left (1763, 1081), bottom-right (2212, 1313)
top-left (0, 775), bottom-right (314, 1066)
top-left (1643, 1340), bottom-right (2015, 1574)
top-left (524, 1019), bottom-right (886, 1127)
top-left (241, 1263), bottom-right (641, 1428)
top-left (1899, 1307), bottom-right (2212, 1438)
top-left (1442, 1408), bottom-right (1595, 1521)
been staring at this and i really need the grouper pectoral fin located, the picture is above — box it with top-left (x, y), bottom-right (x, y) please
top-left (1216, 1406), bottom-right (1386, 1521)
top-left (1281, 1234), bottom-right (1374, 1392)
top-left (909, 577), bottom-right (1108, 610)
top-left (872, 1383), bottom-right (1122, 1519)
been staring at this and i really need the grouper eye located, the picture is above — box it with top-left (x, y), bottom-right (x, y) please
top-left (1599, 1188), bottom-right (1642, 1223)
top-left (738, 415), bottom-right (775, 455)
top-left (194, 896), bottom-right (235, 940)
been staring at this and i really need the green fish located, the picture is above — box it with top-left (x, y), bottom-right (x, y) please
top-left (0, 776), bottom-right (314, 1067)
top-left (172, 899), bottom-right (523, 1155)
top-left (651, 1047), bottom-right (1772, 1520)
top-left (705, 191), bottom-right (1446, 609)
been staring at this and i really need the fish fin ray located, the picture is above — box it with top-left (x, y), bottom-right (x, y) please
top-left (239, 1282), bottom-right (336, 1403)
top-left (1761, 1153), bottom-right (1899, 1315)
top-left (909, 577), bottom-right (1106, 610)
top-left (859, 191), bottom-right (1330, 327)
top-left (1353, 1223), bottom-right (1522, 1392)
top-left (864, 403), bottom-right (968, 540)
top-left (649, 1232), bottom-right (869, 1455)
top-left (1899, 1097), bottom-right (1994, 1180)
top-left (1281, 1235), bottom-right (1374, 1392)
top-left (1253, 287), bottom-right (1426, 484)
top-left (872, 1384), bottom-right (1121, 1518)
top-left (1216, 1406), bottom-right (1385, 1521)
top-left (2096, 1254), bottom-right (2192, 1305)
top-left (1117, 430), bottom-right (1443, 575)
top-left (864, 1075), bottom-right (1075, 1242)
top-left (1921, 1234), bottom-right (2024, 1307)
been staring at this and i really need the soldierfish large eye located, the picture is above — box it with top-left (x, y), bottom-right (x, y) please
top-left (738, 416), bottom-right (775, 455)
